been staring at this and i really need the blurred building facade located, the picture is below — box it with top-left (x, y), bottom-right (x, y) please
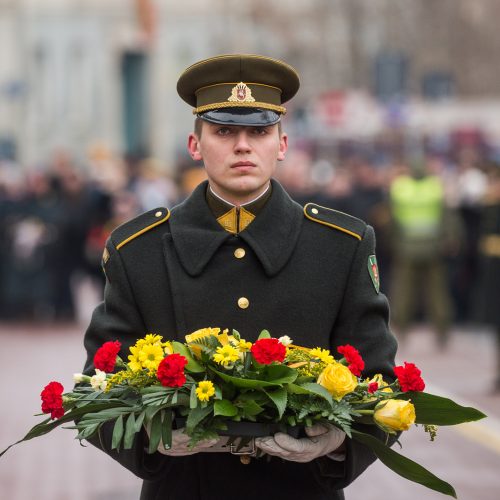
top-left (1, 0), bottom-right (500, 167)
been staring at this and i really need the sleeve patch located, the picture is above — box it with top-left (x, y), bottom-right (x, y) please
top-left (368, 255), bottom-right (380, 293)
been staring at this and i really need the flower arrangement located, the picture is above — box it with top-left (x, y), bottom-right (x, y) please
top-left (1, 328), bottom-right (485, 498)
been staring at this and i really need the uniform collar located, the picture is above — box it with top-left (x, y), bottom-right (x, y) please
top-left (168, 179), bottom-right (303, 277)
top-left (206, 184), bottom-right (272, 234)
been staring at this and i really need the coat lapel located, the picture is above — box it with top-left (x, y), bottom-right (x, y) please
top-left (167, 182), bottom-right (232, 277)
top-left (166, 179), bottom-right (303, 277)
top-left (238, 180), bottom-right (303, 276)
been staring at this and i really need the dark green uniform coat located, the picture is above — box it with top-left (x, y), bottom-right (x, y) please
top-left (83, 180), bottom-right (397, 500)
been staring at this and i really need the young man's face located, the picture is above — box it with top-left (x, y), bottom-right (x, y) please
top-left (188, 121), bottom-right (288, 205)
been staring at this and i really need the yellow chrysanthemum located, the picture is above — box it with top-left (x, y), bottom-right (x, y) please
top-left (213, 345), bottom-right (240, 367)
top-left (138, 343), bottom-right (165, 370)
top-left (195, 380), bottom-right (215, 402)
top-left (136, 334), bottom-right (162, 348)
top-left (163, 341), bottom-right (173, 355)
top-left (128, 345), bottom-right (143, 372)
top-left (310, 347), bottom-right (334, 365)
top-left (237, 339), bottom-right (252, 351)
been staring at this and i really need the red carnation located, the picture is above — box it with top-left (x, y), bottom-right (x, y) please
top-left (40, 381), bottom-right (65, 419)
top-left (251, 338), bottom-right (286, 365)
top-left (368, 382), bottom-right (379, 394)
top-left (93, 340), bottom-right (121, 373)
top-left (337, 344), bottom-right (365, 376)
top-left (157, 353), bottom-right (187, 387)
top-left (394, 362), bottom-right (425, 392)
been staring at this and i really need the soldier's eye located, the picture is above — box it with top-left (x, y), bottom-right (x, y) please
top-left (216, 127), bottom-right (231, 136)
top-left (252, 127), bottom-right (268, 135)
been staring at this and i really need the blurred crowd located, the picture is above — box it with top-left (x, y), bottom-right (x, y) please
top-left (0, 145), bottom-right (183, 322)
top-left (1, 133), bottom-right (500, 364)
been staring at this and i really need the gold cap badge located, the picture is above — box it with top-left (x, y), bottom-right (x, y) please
top-left (228, 82), bottom-right (256, 103)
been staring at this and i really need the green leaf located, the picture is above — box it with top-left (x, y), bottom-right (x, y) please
top-left (75, 423), bottom-right (101, 440)
top-left (238, 399), bottom-right (264, 417)
top-left (111, 415), bottom-right (124, 451)
top-left (264, 388), bottom-right (288, 419)
top-left (214, 399), bottom-right (238, 417)
top-left (299, 383), bottom-right (333, 406)
top-left (171, 391), bottom-right (178, 405)
top-left (402, 392), bottom-right (487, 425)
top-left (186, 405), bottom-right (213, 433)
top-left (1, 400), bottom-right (131, 457)
top-left (264, 364), bottom-right (298, 384)
top-left (134, 410), bottom-right (146, 433)
top-left (123, 413), bottom-right (136, 450)
top-left (351, 429), bottom-right (457, 498)
top-left (286, 383), bottom-right (312, 395)
top-left (258, 330), bottom-right (271, 339)
top-left (147, 411), bottom-right (162, 454)
top-left (145, 405), bottom-right (163, 422)
top-left (190, 384), bottom-right (198, 409)
top-left (210, 366), bottom-right (296, 389)
top-left (172, 341), bottom-right (205, 373)
top-left (79, 407), bottom-right (136, 425)
top-left (161, 410), bottom-right (172, 450)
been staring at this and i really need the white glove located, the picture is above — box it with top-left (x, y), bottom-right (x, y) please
top-left (255, 423), bottom-right (346, 463)
top-left (146, 426), bottom-right (219, 456)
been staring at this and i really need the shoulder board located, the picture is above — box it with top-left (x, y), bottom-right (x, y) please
top-left (112, 208), bottom-right (170, 250)
top-left (303, 203), bottom-right (365, 241)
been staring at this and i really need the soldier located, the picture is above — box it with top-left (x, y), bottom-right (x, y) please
top-left (476, 165), bottom-right (500, 392)
top-left (388, 162), bottom-right (457, 348)
top-left (82, 54), bottom-right (397, 500)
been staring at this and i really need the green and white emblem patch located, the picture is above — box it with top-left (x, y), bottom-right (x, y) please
top-left (368, 255), bottom-right (380, 293)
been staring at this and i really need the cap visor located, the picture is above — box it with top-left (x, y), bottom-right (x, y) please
top-left (199, 108), bottom-right (281, 126)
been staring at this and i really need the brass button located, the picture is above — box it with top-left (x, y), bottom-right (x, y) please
top-left (234, 248), bottom-right (246, 259)
top-left (311, 207), bottom-right (319, 215)
top-left (155, 211), bottom-right (163, 217)
top-left (237, 297), bottom-right (249, 309)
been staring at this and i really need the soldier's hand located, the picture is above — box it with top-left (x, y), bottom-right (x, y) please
top-left (255, 423), bottom-right (346, 463)
top-left (146, 426), bottom-right (219, 456)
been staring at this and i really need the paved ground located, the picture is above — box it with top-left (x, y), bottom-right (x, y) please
top-left (0, 322), bottom-right (499, 500)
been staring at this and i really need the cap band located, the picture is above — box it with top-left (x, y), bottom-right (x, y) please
top-left (193, 81), bottom-right (285, 115)
top-left (194, 101), bottom-right (286, 115)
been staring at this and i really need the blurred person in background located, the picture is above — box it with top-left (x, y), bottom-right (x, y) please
top-left (343, 156), bottom-right (392, 285)
top-left (275, 149), bottom-right (327, 206)
top-left (389, 159), bottom-right (460, 348)
top-left (84, 144), bottom-right (131, 290)
top-left (321, 164), bottom-right (355, 214)
top-left (448, 147), bottom-right (488, 324)
top-left (476, 163), bottom-right (500, 392)
top-left (81, 54), bottom-right (397, 500)
top-left (1, 163), bottom-right (53, 320)
top-left (177, 165), bottom-right (208, 198)
top-left (131, 157), bottom-right (179, 211)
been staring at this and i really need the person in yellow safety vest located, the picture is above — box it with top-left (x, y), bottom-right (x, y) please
top-left (389, 163), bottom-right (458, 348)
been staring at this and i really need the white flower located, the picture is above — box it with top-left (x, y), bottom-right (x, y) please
top-left (279, 335), bottom-right (293, 346)
top-left (73, 373), bottom-right (85, 383)
top-left (90, 369), bottom-right (108, 391)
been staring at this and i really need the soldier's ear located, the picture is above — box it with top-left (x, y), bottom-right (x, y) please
top-left (277, 132), bottom-right (288, 161)
top-left (188, 133), bottom-right (202, 161)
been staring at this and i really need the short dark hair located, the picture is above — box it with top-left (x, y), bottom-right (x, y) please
top-left (194, 117), bottom-right (203, 138)
top-left (193, 118), bottom-right (283, 139)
